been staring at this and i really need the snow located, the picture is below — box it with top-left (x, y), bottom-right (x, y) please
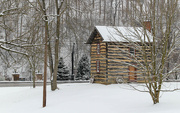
top-left (0, 12), bottom-right (4, 16)
top-left (96, 26), bottom-right (153, 42)
top-left (1, 83), bottom-right (180, 113)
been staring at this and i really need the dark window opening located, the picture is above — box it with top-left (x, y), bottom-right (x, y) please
top-left (130, 48), bottom-right (135, 55)
top-left (96, 60), bottom-right (100, 73)
top-left (97, 44), bottom-right (100, 54)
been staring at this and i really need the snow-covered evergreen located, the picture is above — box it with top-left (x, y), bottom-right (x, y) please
top-left (76, 54), bottom-right (90, 80)
top-left (57, 57), bottom-right (69, 80)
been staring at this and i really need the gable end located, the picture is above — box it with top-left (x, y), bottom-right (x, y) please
top-left (86, 28), bottom-right (104, 44)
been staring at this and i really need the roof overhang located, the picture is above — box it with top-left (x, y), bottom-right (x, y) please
top-left (86, 26), bottom-right (153, 44)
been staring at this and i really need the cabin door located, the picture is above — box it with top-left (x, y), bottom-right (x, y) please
top-left (129, 66), bottom-right (136, 81)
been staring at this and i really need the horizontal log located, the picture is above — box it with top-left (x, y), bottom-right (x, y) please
top-left (91, 49), bottom-right (106, 52)
top-left (108, 74), bottom-right (129, 76)
top-left (91, 47), bottom-right (106, 50)
top-left (107, 42), bottom-right (151, 46)
top-left (91, 71), bottom-right (107, 74)
top-left (107, 79), bottom-right (117, 84)
top-left (107, 54), bottom-right (129, 58)
top-left (94, 75), bottom-right (106, 78)
top-left (91, 67), bottom-right (106, 70)
top-left (91, 43), bottom-right (106, 46)
top-left (107, 55), bottom-right (127, 58)
top-left (91, 55), bottom-right (106, 58)
top-left (91, 54), bottom-right (106, 57)
top-left (107, 72), bottom-right (128, 74)
top-left (107, 70), bottom-right (129, 75)
top-left (108, 59), bottom-right (131, 62)
top-left (91, 68), bottom-right (106, 71)
top-left (108, 46), bottom-right (128, 49)
top-left (91, 65), bottom-right (106, 68)
top-left (91, 64), bottom-right (106, 67)
top-left (100, 43), bottom-right (106, 46)
top-left (107, 44), bottom-right (127, 47)
top-left (91, 47), bottom-right (106, 51)
top-left (107, 50), bottom-right (129, 53)
top-left (91, 61), bottom-right (106, 63)
top-left (91, 52), bottom-right (106, 54)
top-left (91, 63), bottom-right (107, 65)
top-left (91, 55), bottom-right (106, 57)
top-left (107, 45), bottom-right (125, 48)
top-left (107, 76), bottom-right (117, 79)
top-left (93, 80), bottom-right (106, 84)
top-left (91, 56), bottom-right (106, 59)
top-left (107, 62), bottom-right (128, 65)
top-left (107, 52), bottom-right (129, 56)
top-left (91, 53), bottom-right (106, 56)
top-left (91, 74), bottom-right (107, 77)
top-left (107, 57), bottom-right (128, 60)
top-left (91, 42), bottom-right (106, 45)
top-left (107, 47), bottom-right (151, 52)
top-left (91, 55), bottom-right (106, 60)
top-left (91, 44), bottom-right (106, 47)
top-left (136, 81), bottom-right (145, 83)
top-left (107, 46), bottom-right (129, 48)
top-left (91, 60), bottom-right (106, 63)
top-left (91, 62), bottom-right (106, 64)
top-left (91, 64), bottom-right (106, 68)
top-left (108, 48), bottom-right (129, 51)
top-left (107, 68), bottom-right (129, 71)
top-left (107, 66), bottom-right (128, 68)
top-left (94, 36), bottom-right (102, 39)
top-left (107, 42), bottom-right (124, 45)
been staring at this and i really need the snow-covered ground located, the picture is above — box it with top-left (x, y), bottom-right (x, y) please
top-left (1, 83), bottom-right (180, 113)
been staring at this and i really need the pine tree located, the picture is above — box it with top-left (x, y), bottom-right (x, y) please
top-left (57, 57), bottom-right (69, 80)
top-left (76, 55), bottom-right (90, 80)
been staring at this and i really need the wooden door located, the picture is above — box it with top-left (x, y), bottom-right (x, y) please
top-left (129, 66), bottom-right (136, 81)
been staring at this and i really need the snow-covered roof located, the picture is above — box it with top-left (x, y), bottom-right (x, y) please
top-left (87, 26), bottom-right (153, 44)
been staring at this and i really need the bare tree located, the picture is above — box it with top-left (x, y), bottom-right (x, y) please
top-left (51, 0), bottom-right (67, 90)
top-left (0, 0), bottom-right (36, 80)
top-left (114, 0), bottom-right (180, 104)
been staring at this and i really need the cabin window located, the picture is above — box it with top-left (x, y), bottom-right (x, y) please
top-left (130, 48), bottom-right (135, 55)
top-left (96, 60), bottom-right (100, 73)
top-left (97, 43), bottom-right (100, 54)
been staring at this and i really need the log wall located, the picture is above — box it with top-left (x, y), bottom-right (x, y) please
top-left (90, 34), bottom-right (151, 84)
top-left (106, 42), bottom-right (151, 84)
top-left (90, 33), bottom-right (107, 84)
top-left (106, 42), bottom-right (129, 83)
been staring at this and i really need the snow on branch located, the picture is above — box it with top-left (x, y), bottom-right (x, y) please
top-left (0, 8), bottom-right (19, 17)
top-left (0, 40), bottom-right (43, 48)
top-left (26, 0), bottom-right (41, 12)
top-left (0, 45), bottom-right (28, 56)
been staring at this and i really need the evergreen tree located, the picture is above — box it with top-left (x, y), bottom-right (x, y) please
top-left (76, 55), bottom-right (90, 80)
top-left (57, 57), bottom-right (69, 80)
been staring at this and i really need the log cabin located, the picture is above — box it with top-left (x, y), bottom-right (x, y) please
top-left (86, 26), bottom-right (153, 84)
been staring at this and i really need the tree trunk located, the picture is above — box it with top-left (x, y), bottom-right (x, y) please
top-left (33, 66), bottom-right (36, 88)
top-left (39, 0), bottom-right (49, 107)
top-left (51, 0), bottom-right (66, 91)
